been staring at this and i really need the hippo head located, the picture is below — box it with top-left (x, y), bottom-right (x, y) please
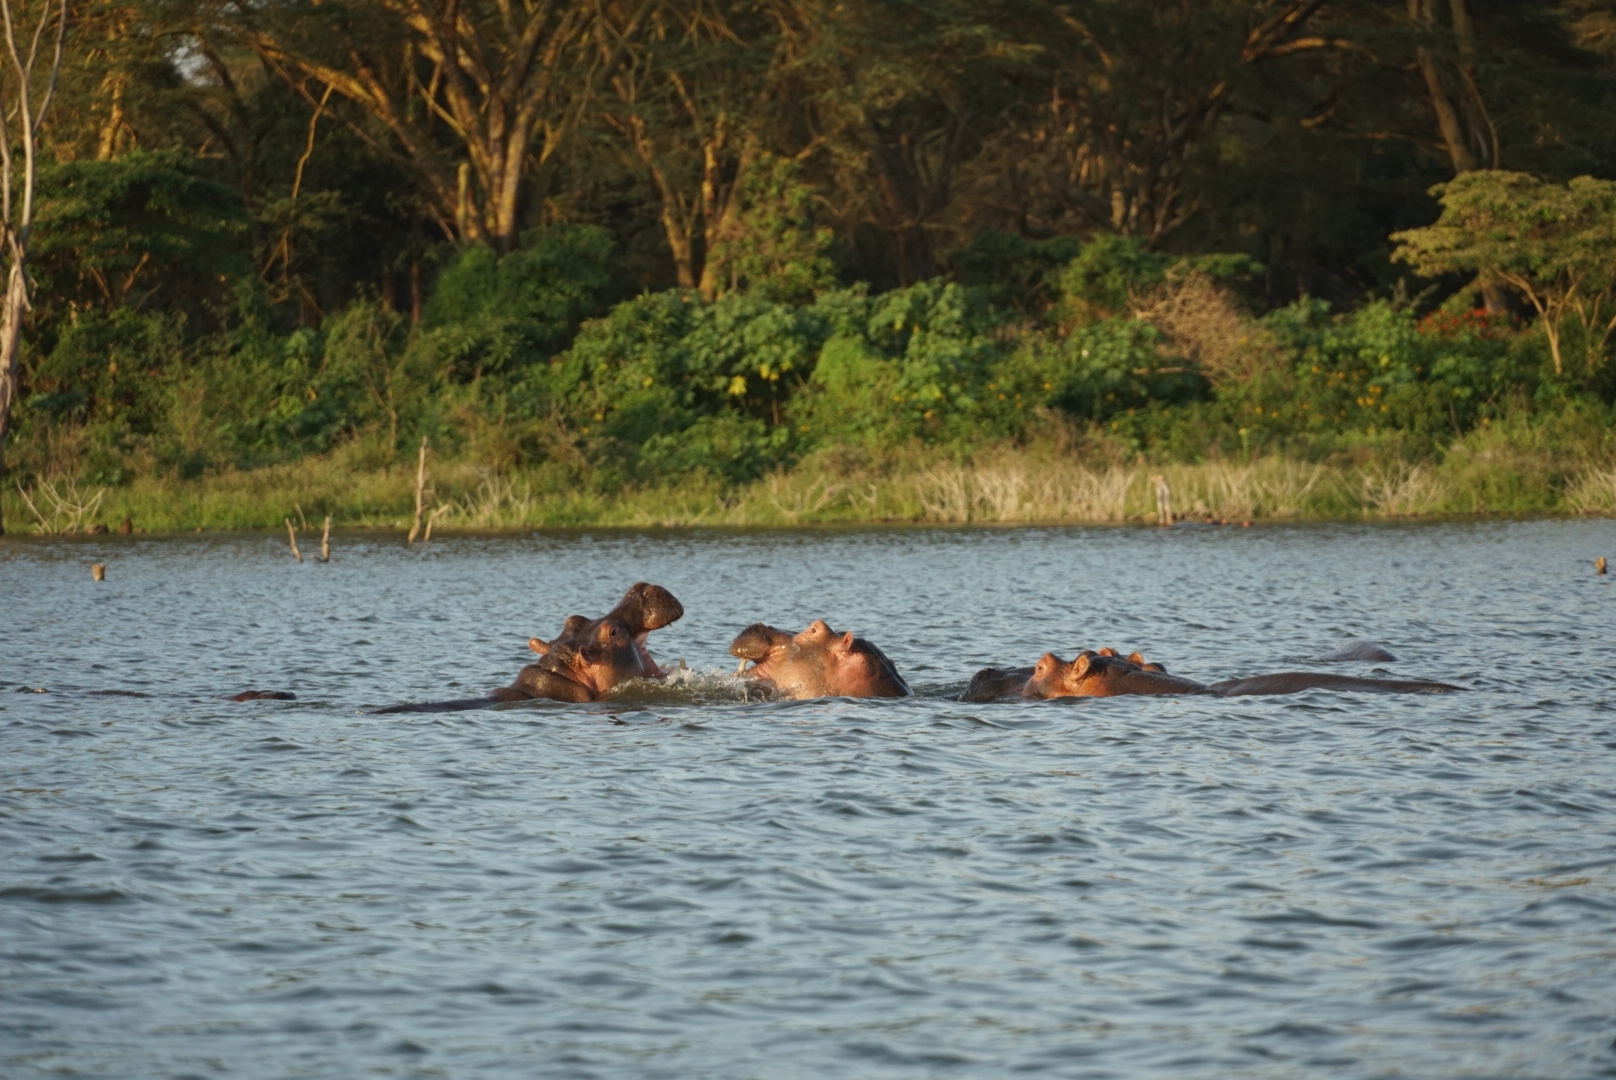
top-left (1023, 648), bottom-right (1202, 699)
top-left (730, 619), bottom-right (910, 700)
top-left (528, 582), bottom-right (684, 698)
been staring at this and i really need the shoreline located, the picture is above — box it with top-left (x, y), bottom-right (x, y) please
top-left (2, 513), bottom-right (1608, 545)
top-left (5, 446), bottom-right (1613, 536)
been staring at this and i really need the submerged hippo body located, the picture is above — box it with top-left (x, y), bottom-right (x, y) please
top-left (730, 620), bottom-right (910, 700)
top-left (377, 582), bottom-right (684, 713)
top-left (1316, 641), bottom-right (1399, 663)
top-left (965, 647), bottom-right (1462, 701)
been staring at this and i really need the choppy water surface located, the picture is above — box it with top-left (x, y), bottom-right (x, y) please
top-left (4, 521), bottom-right (1616, 1078)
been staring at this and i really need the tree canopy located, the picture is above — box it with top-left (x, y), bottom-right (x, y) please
top-left (3, 0), bottom-right (1616, 521)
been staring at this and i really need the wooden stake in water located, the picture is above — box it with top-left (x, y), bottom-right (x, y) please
top-left (1152, 475), bottom-right (1173, 526)
top-left (423, 503), bottom-right (450, 543)
top-left (285, 518), bottom-right (303, 563)
top-left (91, 563), bottom-right (105, 581)
top-left (1598, 556), bottom-right (1607, 576)
top-left (407, 436), bottom-right (429, 544)
top-left (320, 515), bottom-right (331, 563)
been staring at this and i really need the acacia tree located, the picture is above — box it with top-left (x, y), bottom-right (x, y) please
top-left (1393, 171), bottom-right (1616, 376)
top-left (941, 1), bottom-right (1365, 253)
top-left (0, 0), bottom-right (66, 535)
top-left (598, 0), bottom-right (815, 294)
top-left (239, 0), bottom-right (657, 251)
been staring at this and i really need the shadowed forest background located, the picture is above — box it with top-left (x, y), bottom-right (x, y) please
top-left (4, 0), bottom-right (1616, 532)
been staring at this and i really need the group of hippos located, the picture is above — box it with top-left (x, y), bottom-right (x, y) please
top-left (374, 582), bottom-right (1463, 713)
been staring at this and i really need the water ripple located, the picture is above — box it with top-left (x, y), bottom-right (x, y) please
top-left (3, 521), bottom-right (1616, 1077)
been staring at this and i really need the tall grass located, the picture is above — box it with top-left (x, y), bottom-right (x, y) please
top-left (6, 436), bottom-right (1612, 535)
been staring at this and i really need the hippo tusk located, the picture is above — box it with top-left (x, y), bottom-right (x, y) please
top-left (734, 659), bottom-right (750, 675)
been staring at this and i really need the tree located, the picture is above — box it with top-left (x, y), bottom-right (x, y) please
top-left (1392, 170), bottom-right (1616, 376)
top-left (0, 0), bottom-right (66, 535)
top-left (238, 0), bottom-right (657, 251)
top-left (954, 1), bottom-right (1360, 252)
top-left (1407, 0), bottom-right (1497, 174)
top-left (598, 0), bottom-right (815, 295)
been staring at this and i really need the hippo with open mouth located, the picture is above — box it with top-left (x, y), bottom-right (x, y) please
top-left (730, 620), bottom-right (910, 699)
top-left (964, 647), bottom-right (1463, 701)
top-left (377, 582), bottom-right (684, 712)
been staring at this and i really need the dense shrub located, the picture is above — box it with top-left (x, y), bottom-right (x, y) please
top-left (416, 226), bottom-right (614, 383)
top-left (1, 219), bottom-right (1585, 497)
top-left (793, 282), bottom-right (1013, 446)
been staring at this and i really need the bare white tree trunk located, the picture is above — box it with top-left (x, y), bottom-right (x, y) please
top-left (0, 0), bottom-right (67, 535)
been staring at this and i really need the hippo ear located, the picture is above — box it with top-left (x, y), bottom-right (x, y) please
top-left (1099, 647), bottom-right (1119, 657)
top-left (1126, 651), bottom-right (1144, 665)
top-left (529, 637), bottom-right (550, 655)
top-left (836, 630), bottom-right (856, 654)
top-left (562, 615), bottom-right (589, 634)
top-left (1070, 653), bottom-right (1092, 681)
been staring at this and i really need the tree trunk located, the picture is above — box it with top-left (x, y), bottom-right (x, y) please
top-left (696, 139), bottom-right (754, 300)
top-left (1411, 0), bottom-right (1507, 311)
top-left (0, 0), bottom-right (68, 536)
top-left (0, 259), bottom-right (25, 536)
top-left (1410, 0), bottom-right (1498, 175)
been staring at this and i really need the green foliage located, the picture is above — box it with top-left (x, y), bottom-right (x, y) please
top-left (1265, 301), bottom-right (1493, 445)
top-left (416, 226), bottom-right (614, 382)
top-left (1007, 319), bottom-right (1207, 424)
top-left (1050, 235), bottom-right (1262, 326)
top-left (948, 231), bottom-right (1083, 310)
top-left (1392, 172), bottom-right (1616, 376)
top-left (537, 290), bottom-right (815, 484)
top-left (30, 150), bottom-right (250, 324)
top-left (794, 282), bottom-right (1013, 446)
top-left (27, 307), bottom-right (184, 432)
top-left (1054, 235), bottom-right (1174, 323)
top-left (705, 153), bottom-right (837, 304)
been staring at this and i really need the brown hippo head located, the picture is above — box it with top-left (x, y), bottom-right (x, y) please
top-left (516, 582), bottom-right (685, 700)
top-left (1022, 648), bottom-right (1207, 699)
top-left (964, 647), bottom-right (1178, 701)
top-left (730, 619), bottom-right (910, 700)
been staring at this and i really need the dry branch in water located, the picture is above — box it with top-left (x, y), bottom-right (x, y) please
top-left (423, 503), bottom-right (450, 542)
top-left (284, 518), bottom-right (303, 562)
top-left (407, 436), bottom-right (429, 543)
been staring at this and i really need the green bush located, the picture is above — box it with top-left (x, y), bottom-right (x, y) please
top-left (416, 226), bottom-right (614, 383)
top-left (30, 149), bottom-right (249, 328)
top-left (794, 281), bottom-right (1012, 447)
top-left (1257, 299), bottom-right (1540, 452)
top-left (535, 290), bottom-right (816, 485)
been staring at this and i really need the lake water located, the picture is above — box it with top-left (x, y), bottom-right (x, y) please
top-left (3, 521), bottom-right (1615, 1078)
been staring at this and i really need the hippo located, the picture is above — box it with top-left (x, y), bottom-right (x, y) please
top-left (376, 582), bottom-right (684, 713)
top-left (963, 647), bottom-right (1462, 701)
top-left (1316, 641), bottom-right (1399, 663)
top-left (730, 620), bottom-right (910, 699)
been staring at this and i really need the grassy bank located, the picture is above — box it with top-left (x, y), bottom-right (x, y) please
top-left (7, 430), bottom-right (1615, 535)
